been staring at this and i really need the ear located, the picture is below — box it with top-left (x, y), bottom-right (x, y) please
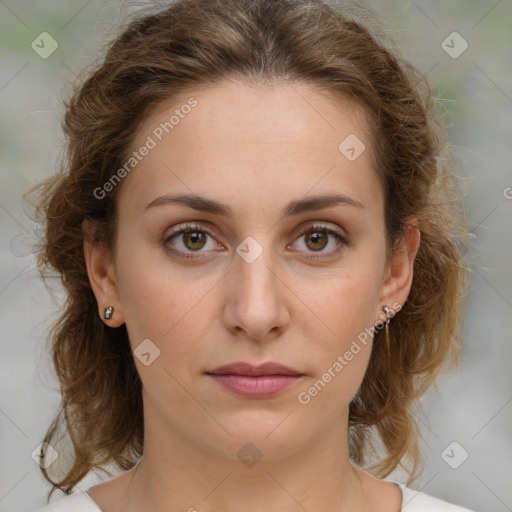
top-left (375, 216), bottom-right (421, 323)
top-left (82, 219), bottom-right (125, 327)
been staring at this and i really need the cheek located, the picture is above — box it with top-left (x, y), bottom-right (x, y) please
top-left (295, 280), bottom-right (376, 415)
top-left (297, 262), bottom-right (383, 346)
top-left (292, 259), bottom-right (383, 405)
top-left (113, 236), bottom-right (173, 346)
top-left (114, 240), bottom-right (218, 359)
top-left (297, 344), bottom-right (372, 413)
top-left (116, 269), bottom-right (172, 344)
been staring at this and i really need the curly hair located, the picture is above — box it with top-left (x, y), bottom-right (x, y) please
top-left (25, 0), bottom-right (469, 500)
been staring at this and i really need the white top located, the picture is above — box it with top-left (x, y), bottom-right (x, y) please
top-left (34, 484), bottom-right (476, 511)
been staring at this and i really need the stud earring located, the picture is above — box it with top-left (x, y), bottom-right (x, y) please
top-left (103, 306), bottom-right (114, 320)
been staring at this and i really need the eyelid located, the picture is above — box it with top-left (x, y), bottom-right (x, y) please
top-left (164, 222), bottom-right (222, 247)
top-left (163, 222), bottom-right (224, 259)
top-left (165, 220), bottom-right (347, 240)
top-left (289, 222), bottom-right (350, 258)
top-left (165, 221), bottom-right (217, 239)
top-left (294, 221), bottom-right (348, 239)
top-left (163, 220), bottom-right (349, 259)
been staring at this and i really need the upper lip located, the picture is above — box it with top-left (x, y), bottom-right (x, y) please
top-left (206, 362), bottom-right (302, 376)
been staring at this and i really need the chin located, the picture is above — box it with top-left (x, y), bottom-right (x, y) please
top-left (195, 413), bottom-right (309, 461)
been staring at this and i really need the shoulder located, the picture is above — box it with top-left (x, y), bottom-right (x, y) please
top-left (33, 488), bottom-right (101, 512)
top-left (400, 485), bottom-right (476, 511)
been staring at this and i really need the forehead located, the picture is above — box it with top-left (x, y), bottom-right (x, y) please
top-left (117, 78), bottom-right (382, 217)
top-left (135, 78), bottom-right (373, 152)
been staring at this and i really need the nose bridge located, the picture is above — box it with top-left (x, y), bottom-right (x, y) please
top-left (236, 235), bottom-right (278, 308)
top-left (224, 234), bottom-right (288, 338)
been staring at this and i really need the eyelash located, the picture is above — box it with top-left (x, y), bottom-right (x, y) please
top-left (164, 222), bottom-right (349, 261)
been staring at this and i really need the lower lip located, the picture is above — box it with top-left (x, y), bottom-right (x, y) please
top-left (207, 374), bottom-right (303, 398)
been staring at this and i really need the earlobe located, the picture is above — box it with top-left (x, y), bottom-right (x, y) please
top-left (377, 217), bottom-right (421, 319)
top-left (82, 219), bottom-right (125, 327)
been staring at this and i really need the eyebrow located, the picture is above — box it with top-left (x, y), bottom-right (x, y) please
top-left (143, 192), bottom-right (364, 217)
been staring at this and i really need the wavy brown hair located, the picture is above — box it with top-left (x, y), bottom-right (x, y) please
top-left (25, 0), bottom-right (469, 501)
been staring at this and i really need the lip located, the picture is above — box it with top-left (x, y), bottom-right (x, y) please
top-left (207, 361), bottom-right (302, 376)
top-left (206, 362), bottom-right (304, 398)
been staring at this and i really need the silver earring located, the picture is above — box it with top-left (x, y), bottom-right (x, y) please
top-left (382, 305), bottom-right (391, 359)
top-left (375, 305), bottom-right (391, 329)
top-left (104, 306), bottom-right (114, 320)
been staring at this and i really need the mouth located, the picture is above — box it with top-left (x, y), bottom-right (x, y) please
top-left (207, 361), bottom-right (303, 377)
top-left (205, 361), bottom-right (304, 398)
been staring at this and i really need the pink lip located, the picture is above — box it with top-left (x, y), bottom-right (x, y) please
top-left (206, 362), bottom-right (304, 398)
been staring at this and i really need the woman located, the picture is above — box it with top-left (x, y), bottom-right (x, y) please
top-left (28, 0), bottom-right (473, 510)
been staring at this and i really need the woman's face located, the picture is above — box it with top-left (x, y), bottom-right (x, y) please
top-left (88, 79), bottom-right (417, 462)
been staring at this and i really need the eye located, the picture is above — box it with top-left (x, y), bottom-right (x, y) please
top-left (290, 223), bottom-right (349, 259)
top-left (163, 222), bottom-right (349, 261)
top-left (164, 223), bottom-right (222, 259)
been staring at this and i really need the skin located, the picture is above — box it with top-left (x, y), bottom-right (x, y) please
top-left (84, 78), bottom-right (420, 512)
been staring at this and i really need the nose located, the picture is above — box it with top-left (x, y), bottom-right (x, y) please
top-left (221, 240), bottom-right (290, 342)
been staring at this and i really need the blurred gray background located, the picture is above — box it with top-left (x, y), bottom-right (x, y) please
top-left (1, 1), bottom-right (511, 511)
